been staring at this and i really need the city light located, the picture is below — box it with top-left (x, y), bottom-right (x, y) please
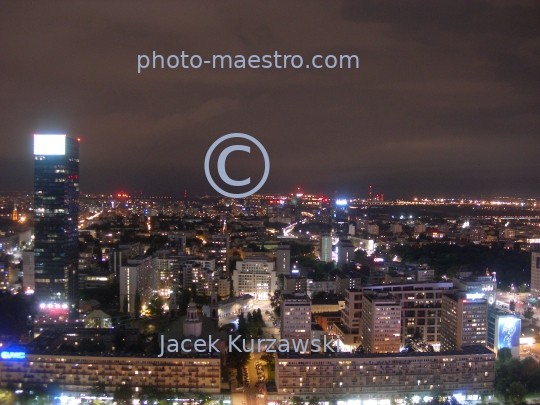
top-left (33, 134), bottom-right (66, 155)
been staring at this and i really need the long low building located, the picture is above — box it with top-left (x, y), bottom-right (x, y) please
top-left (0, 346), bottom-right (221, 396)
top-left (274, 345), bottom-right (495, 403)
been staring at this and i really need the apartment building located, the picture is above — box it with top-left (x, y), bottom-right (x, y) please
top-left (1, 354), bottom-right (220, 395)
top-left (0, 331), bottom-right (221, 396)
top-left (274, 345), bottom-right (495, 402)
top-left (182, 259), bottom-right (216, 297)
top-left (119, 255), bottom-right (157, 314)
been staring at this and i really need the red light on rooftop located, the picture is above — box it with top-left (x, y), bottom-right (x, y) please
top-left (77, 138), bottom-right (81, 142)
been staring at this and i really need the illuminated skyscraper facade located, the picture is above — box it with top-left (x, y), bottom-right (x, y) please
top-left (33, 135), bottom-right (79, 309)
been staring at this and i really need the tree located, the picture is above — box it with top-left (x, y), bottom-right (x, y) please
top-left (498, 347), bottom-right (513, 362)
top-left (261, 352), bottom-right (275, 367)
top-left (309, 397), bottom-right (320, 405)
top-left (113, 385), bottom-right (133, 404)
top-left (291, 396), bottom-right (303, 405)
top-left (0, 389), bottom-right (15, 405)
top-left (353, 345), bottom-right (365, 354)
top-left (237, 312), bottom-right (248, 337)
top-left (524, 307), bottom-right (534, 319)
top-left (508, 381), bottom-right (527, 405)
top-left (89, 382), bottom-right (107, 397)
top-left (147, 295), bottom-right (165, 318)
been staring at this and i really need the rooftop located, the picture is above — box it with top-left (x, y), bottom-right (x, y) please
top-left (277, 345), bottom-right (494, 359)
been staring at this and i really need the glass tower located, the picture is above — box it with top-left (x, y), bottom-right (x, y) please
top-left (33, 134), bottom-right (79, 310)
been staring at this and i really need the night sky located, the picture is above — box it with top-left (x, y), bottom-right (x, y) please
top-left (1, 1), bottom-right (539, 199)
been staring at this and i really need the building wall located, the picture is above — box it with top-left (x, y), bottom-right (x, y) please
top-left (22, 251), bottom-right (35, 292)
top-left (281, 295), bottom-right (312, 341)
top-left (531, 251), bottom-right (540, 298)
top-left (276, 245), bottom-right (291, 276)
top-left (33, 135), bottom-right (79, 307)
top-left (320, 235), bottom-right (332, 263)
top-left (307, 280), bottom-right (335, 296)
top-left (361, 294), bottom-right (401, 353)
top-left (441, 293), bottom-right (488, 351)
top-left (275, 347), bottom-right (495, 401)
top-left (341, 282), bottom-right (452, 348)
top-left (0, 354), bottom-right (220, 394)
top-left (232, 257), bottom-right (276, 300)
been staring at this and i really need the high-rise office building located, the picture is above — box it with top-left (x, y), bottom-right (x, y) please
top-left (361, 292), bottom-right (401, 353)
top-left (441, 291), bottom-right (488, 351)
top-left (332, 200), bottom-right (349, 236)
top-left (33, 134), bottom-right (79, 310)
top-left (276, 243), bottom-right (291, 276)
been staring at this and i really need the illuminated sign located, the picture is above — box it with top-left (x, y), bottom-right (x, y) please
top-left (373, 257), bottom-right (384, 263)
top-left (34, 134), bottom-right (66, 155)
top-left (498, 317), bottom-right (520, 349)
top-left (335, 199), bottom-right (348, 205)
top-left (465, 292), bottom-right (485, 300)
top-left (1, 351), bottom-right (25, 360)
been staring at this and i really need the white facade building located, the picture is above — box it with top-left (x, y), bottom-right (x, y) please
top-left (232, 256), bottom-right (276, 300)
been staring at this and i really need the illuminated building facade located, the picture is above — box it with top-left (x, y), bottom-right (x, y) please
top-left (274, 346), bottom-right (495, 403)
top-left (209, 233), bottom-right (230, 275)
top-left (332, 200), bottom-right (350, 237)
top-left (487, 308), bottom-right (521, 358)
top-left (441, 292), bottom-right (488, 351)
top-left (361, 292), bottom-right (401, 353)
top-left (338, 282), bottom-right (453, 349)
top-left (33, 134), bottom-right (79, 310)
top-left (119, 255), bottom-right (157, 314)
top-left (232, 256), bottom-right (276, 300)
top-left (281, 293), bottom-right (312, 342)
top-left (182, 259), bottom-right (216, 297)
top-left (0, 351), bottom-right (220, 396)
top-left (453, 273), bottom-right (497, 307)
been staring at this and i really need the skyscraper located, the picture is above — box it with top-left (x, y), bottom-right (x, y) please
top-left (33, 134), bottom-right (79, 310)
top-left (441, 291), bottom-right (488, 351)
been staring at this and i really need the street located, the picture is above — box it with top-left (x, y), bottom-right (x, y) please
top-left (227, 301), bottom-right (279, 405)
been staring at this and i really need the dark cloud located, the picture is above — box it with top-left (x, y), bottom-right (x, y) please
top-left (0, 0), bottom-right (539, 199)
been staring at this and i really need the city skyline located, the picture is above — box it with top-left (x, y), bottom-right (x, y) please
top-left (1, 1), bottom-right (539, 199)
